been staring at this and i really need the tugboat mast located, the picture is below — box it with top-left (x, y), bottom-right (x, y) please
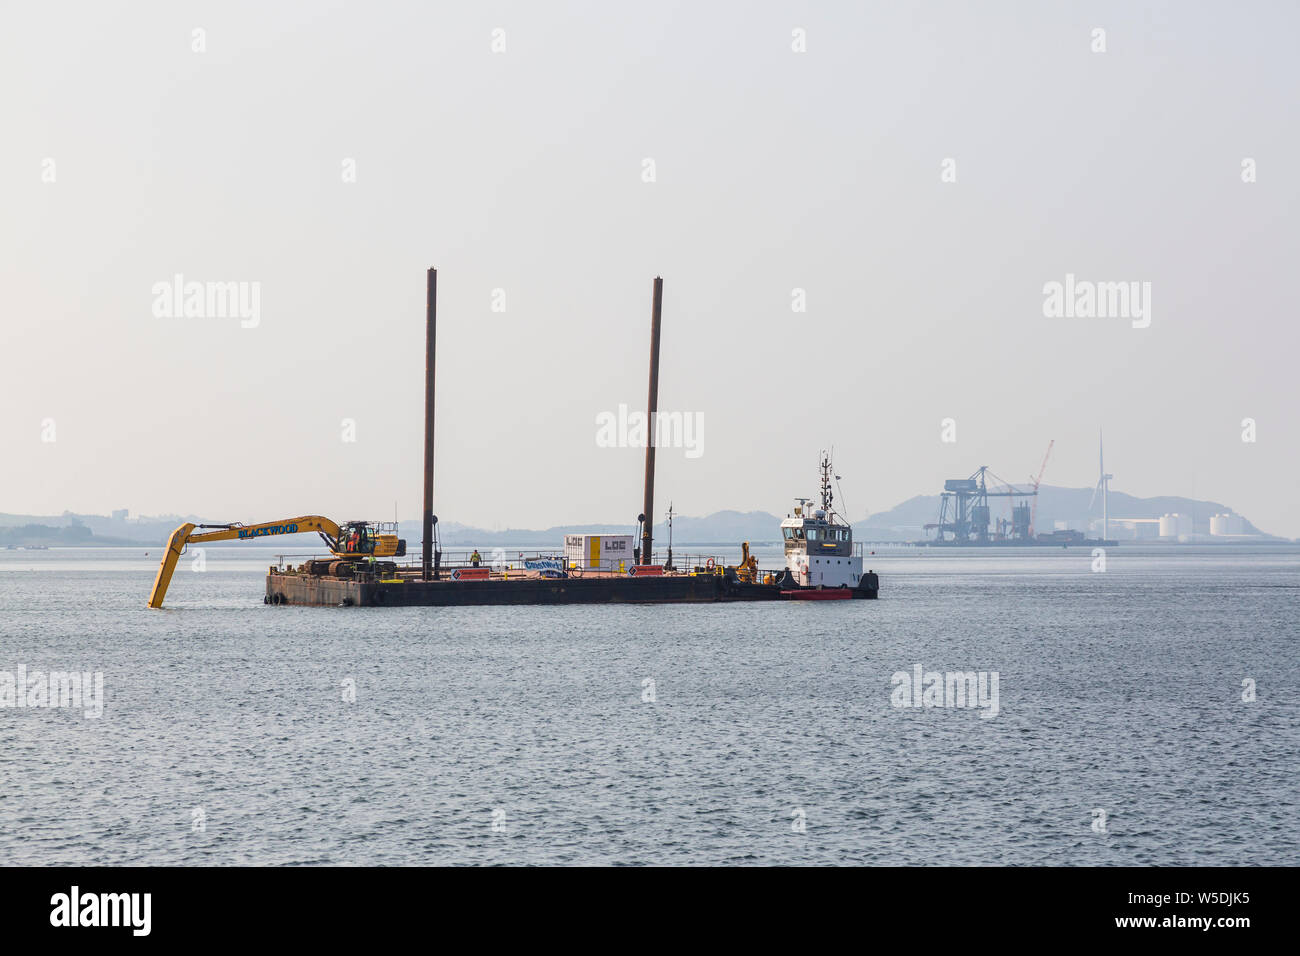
top-left (819, 451), bottom-right (835, 518)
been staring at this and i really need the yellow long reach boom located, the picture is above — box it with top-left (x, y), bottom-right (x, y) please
top-left (147, 515), bottom-right (408, 608)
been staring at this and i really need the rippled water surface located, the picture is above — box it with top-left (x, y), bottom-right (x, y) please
top-left (2, 545), bottom-right (1297, 865)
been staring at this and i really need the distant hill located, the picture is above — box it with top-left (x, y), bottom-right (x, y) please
top-left (0, 522), bottom-right (109, 547)
top-left (0, 512), bottom-right (203, 548)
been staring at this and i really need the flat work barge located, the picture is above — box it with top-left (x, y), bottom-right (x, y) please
top-left (148, 268), bottom-right (881, 609)
top-left (265, 564), bottom-right (878, 607)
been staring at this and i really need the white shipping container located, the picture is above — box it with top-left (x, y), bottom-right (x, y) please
top-left (563, 533), bottom-right (635, 571)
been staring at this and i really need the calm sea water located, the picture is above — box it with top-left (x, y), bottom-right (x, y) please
top-left (1, 544), bottom-right (1296, 865)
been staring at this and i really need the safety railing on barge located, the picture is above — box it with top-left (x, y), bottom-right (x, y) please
top-left (271, 548), bottom-right (790, 583)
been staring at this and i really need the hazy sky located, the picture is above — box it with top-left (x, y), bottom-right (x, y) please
top-left (4, 1), bottom-right (1298, 536)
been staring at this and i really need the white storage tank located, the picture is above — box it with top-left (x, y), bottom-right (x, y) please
top-left (1210, 513), bottom-right (1246, 536)
top-left (1159, 513), bottom-right (1192, 538)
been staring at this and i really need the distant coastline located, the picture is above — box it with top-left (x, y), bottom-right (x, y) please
top-left (1, 483), bottom-right (1290, 548)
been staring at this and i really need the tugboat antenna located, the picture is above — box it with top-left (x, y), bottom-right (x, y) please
top-left (819, 451), bottom-right (835, 517)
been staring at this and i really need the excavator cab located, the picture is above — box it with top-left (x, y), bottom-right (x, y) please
top-left (340, 521), bottom-right (405, 558)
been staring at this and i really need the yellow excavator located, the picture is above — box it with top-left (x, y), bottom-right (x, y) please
top-left (147, 516), bottom-right (404, 608)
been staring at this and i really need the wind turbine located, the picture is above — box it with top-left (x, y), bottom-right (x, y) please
top-left (1088, 432), bottom-right (1113, 540)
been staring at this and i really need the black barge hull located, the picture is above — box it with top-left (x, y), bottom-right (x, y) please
top-left (265, 572), bottom-right (880, 607)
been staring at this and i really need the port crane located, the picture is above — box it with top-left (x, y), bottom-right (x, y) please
top-left (147, 516), bottom-right (404, 608)
top-left (934, 466), bottom-right (1036, 543)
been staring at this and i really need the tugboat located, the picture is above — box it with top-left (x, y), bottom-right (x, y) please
top-left (780, 453), bottom-right (875, 599)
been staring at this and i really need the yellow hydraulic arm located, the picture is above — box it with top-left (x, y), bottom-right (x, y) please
top-left (147, 516), bottom-right (341, 608)
top-left (736, 541), bottom-right (759, 583)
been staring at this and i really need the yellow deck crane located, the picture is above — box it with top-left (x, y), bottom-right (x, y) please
top-left (734, 541), bottom-right (760, 583)
top-left (147, 516), bottom-right (404, 608)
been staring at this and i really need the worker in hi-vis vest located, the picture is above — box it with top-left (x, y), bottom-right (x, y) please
top-left (470, 549), bottom-right (481, 567)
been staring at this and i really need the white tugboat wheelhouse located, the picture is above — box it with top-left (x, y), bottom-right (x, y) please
top-left (781, 453), bottom-right (863, 589)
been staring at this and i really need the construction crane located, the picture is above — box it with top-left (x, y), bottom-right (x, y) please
top-left (1028, 440), bottom-right (1054, 538)
top-left (148, 516), bottom-right (404, 608)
